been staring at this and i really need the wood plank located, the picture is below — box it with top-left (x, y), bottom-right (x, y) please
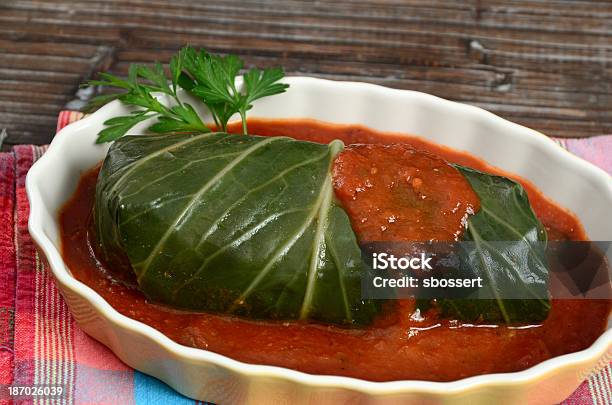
top-left (1, 0), bottom-right (611, 146)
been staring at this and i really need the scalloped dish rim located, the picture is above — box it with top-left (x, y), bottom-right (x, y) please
top-left (26, 76), bottom-right (612, 402)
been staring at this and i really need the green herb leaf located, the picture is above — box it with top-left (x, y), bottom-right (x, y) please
top-left (239, 67), bottom-right (290, 133)
top-left (177, 72), bottom-right (196, 91)
top-left (136, 62), bottom-right (172, 94)
top-left (88, 72), bottom-right (133, 90)
top-left (148, 117), bottom-right (193, 133)
top-left (96, 113), bottom-right (151, 144)
top-left (243, 67), bottom-right (289, 107)
top-left (170, 104), bottom-right (206, 127)
top-left (148, 114), bottom-right (209, 134)
top-left (169, 51), bottom-right (184, 93)
top-left (84, 93), bottom-right (124, 113)
top-left (85, 46), bottom-right (288, 142)
top-left (93, 133), bottom-right (379, 326)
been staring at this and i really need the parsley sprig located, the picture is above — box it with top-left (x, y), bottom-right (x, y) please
top-left (86, 47), bottom-right (289, 143)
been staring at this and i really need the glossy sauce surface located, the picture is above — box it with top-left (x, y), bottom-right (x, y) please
top-left (333, 143), bottom-right (480, 242)
top-left (60, 119), bottom-right (610, 382)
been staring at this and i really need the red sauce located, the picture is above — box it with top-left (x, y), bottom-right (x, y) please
top-left (333, 144), bottom-right (480, 242)
top-left (240, 119), bottom-right (583, 241)
top-left (60, 119), bottom-right (610, 382)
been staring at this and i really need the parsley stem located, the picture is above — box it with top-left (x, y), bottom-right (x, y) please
top-left (240, 111), bottom-right (248, 134)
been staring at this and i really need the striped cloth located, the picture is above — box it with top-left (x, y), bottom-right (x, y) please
top-left (0, 111), bottom-right (610, 404)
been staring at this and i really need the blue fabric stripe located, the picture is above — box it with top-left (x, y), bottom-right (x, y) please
top-left (134, 371), bottom-right (197, 404)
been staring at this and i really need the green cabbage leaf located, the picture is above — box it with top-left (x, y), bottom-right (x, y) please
top-left (93, 132), bottom-right (379, 326)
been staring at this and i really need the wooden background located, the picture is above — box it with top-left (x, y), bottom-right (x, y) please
top-left (1, 0), bottom-right (611, 150)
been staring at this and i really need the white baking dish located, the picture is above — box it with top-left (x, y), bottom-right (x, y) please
top-left (26, 77), bottom-right (612, 404)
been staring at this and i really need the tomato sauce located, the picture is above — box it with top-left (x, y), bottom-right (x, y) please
top-left (60, 119), bottom-right (610, 382)
top-left (333, 144), bottom-right (480, 242)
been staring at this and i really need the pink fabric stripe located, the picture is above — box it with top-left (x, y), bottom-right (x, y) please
top-left (564, 380), bottom-right (595, 405)
top-left (13, 145), bottom-right (78, 403)
top-left (13, 145), bottom-right (36, 387)
top-left (564, 135), bottom-right (612, 175)
top-left (56, 111), bottom-right (68, 133)
top-left (56, 111), bottom-right (84, 134)
top-left (0, 153), bottom-right (16, 308)
top-left (0, 152), bottom-right (15, 390)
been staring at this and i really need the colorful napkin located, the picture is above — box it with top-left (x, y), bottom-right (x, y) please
top-left (0, 111), bottom-right (609, 404)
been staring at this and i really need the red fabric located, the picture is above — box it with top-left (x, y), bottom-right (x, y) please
top-left (0, 152), bottom-right (15, 391)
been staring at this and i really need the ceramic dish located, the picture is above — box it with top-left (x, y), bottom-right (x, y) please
top-left (26, 77), bottom-right (612, 404)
